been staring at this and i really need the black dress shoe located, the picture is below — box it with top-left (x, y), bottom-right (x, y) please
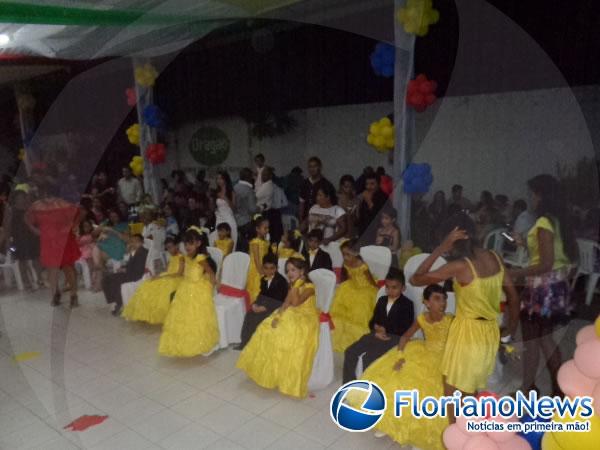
top-left (112, 304), bottom-right (123, 316)
top-left (51, 292), bottom-right (61, 307)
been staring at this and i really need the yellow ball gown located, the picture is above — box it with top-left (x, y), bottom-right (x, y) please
top-left (215, 238), bottom-right (234, 257)
top-left (122, 254), bottom-right (184, 325)
top-left (246, 237), bottom-right (270, 302)
top-left (330, 263), bottom-right (378, 352)
top-left (441, 255), bottom-right (504, 393)
top-left (236, 279), bottom-right (319, 398)
top-left (354, 313), bottom-right (453, 450)
top-left (158, 254), bottom-right (219, 357)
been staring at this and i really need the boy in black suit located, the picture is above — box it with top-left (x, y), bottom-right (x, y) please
top-left (342, 267), bottom-right (414, 383)
top-left (236, 253), bottom-right (288, 349)
top-left (102, 234), bottom-right (148, 316)
top-left (302, 229), bottom-right (333, 271)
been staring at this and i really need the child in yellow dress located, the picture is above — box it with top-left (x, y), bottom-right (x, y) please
top-left (246, 214), bottom-right (270, 302)
top-left (215, 222), bottom-right (234, 257)
top-left (277, 229), bottom-right (304, 260)
top-left (353, 284), bottom-right (453, 449)
top-left (330, 238), bottom-right (378, 352)
top-left (158, 228), bottom-right (219, 357)
top-left (122, 237), bottom-right (184, 324)
top-left (237, 257), bottom-right (319, 398)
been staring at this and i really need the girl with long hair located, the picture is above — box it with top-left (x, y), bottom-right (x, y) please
top-left (510, 174), bottom-right (576, 395)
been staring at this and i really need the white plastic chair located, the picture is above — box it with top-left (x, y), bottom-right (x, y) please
top-left (503, 246), bottom-right (529, 268)
top-left (0, 252), bottom-right (24, 291)
top-left (208, 230), bottom-right (218, 247)
top-left (483, 228), bottom-right (508, 254)
top-left (207, 246), bottom-right (224, 276)
top-left (403, 253), bottom-right (448, 320)
top-left (214, 252), bottom-right (250, 348)
top-left (308, 268), bottom-right (337, 391)
top-left (75, 258), bottom-right (92, 290)
top-left (572, 239), bottom-right (600, 306)
top-left (359, 246), bottom-right (392, 281)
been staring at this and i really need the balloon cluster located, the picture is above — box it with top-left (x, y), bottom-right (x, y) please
top-left (402, 163), bottom-right (433, 194)
top-left (407, 74), bottom-right (437, 112)
top-left (541, 315), bottom-right (600, 450)
top-left (443, 392), bottom-right (531, 450)
top-left (143, 104), bottom-right (165, 129)
top-left (134, 63), bottom-right (158, 88)
top-left (146, 143), bottom-right (166, 165)
top-left (367, 116), bottom-right (394, 153)
top-left (129, 156), bottom-right (144, 176)
top-left (370, 43), bottom-right (395, 78)
top-left (125, 87), bottom-right (136, 106)
top-left (397, 0), bottom-right (440, 36)
top-left (126, 123), bottom-right (141, 146)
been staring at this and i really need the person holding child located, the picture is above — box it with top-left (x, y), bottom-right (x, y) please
top-left (237, 253), bottom-right (288, 350)
top-left (122, 237), bottom-right (185, 324)
top-left (246, 214), bottom-right (271, 302)
top-left (159, 228), bottom-right (219, 357)
top-left (353, 284), bottom-right (453, 448)
top-left (342, 268), bottom-right (413, 383)
top-left (237, 257), bottom-right (319, 398)
top-left (330, 238), bottom-right (378, 352)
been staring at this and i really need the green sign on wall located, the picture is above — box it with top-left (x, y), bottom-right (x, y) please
top-left (188, 126), bottom-right (230, 166)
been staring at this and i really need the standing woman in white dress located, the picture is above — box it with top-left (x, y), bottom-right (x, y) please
top-left (214, 170), bottom-right (238, 248)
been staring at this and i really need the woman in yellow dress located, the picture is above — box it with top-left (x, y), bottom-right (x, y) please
top-left (122, 237), bottom-right (184, 324)
top-left (215, 222), bottom-right (234, 257)
top-left (410, 214), bottom-right (519, 422)
top-left (237, 257), bottom-right (319, 398)
top-left (158, 228), bottom-right (219, 357)
top-left (331, 238), bottom-right (378, 352)
top-left (354, 284), bottom-right (453, 449)
top-left (277, 229), bottom-right (304, 260)
top-left (246, 214), bottom-right (270, 302)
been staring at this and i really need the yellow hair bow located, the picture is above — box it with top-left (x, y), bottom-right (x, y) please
top-left (293, 229), bottom-right (302, 239)
top-left (187, 225), bottom-right (205, 235)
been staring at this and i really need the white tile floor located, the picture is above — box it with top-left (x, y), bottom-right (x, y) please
top-left (1, 287), bottom-right (587, 449)
top-left (0, 288), bottom-right (404, 449)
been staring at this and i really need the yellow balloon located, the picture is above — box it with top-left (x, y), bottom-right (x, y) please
top-left (595, 315), bottom-right (600, 338)
top-left (374, 136), bottom-right (385, 148)
top-left (382, 125), bottom-right (393, 138)
top-left (126, 124), bottom-right (141, 146)
top-left (369, 123), bottom-right (379, 135)
top-left (385, 137), bottom-right (395, 149)
top-left (380, 117), bottom-right (392, 127)
top-left (542, 411), bottom-right (600, 450)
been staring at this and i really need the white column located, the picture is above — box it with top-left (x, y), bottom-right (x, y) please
top-left (392, 0), bottom-right (416, 241)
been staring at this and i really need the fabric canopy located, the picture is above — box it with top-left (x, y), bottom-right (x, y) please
top-left (0, 0), bottom-right (305, 59)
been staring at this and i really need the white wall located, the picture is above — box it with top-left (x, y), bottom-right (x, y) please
top-left (175, 85), bottom-right (598, 201)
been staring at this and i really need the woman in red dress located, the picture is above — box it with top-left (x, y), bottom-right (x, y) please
top-left (25, 197), bottom-right (81, 307)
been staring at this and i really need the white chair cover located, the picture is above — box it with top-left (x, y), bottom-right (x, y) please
top-left (121, 246), bottom-right (156, 306)
top-left (359, 246), bottom-right (392, 281)
top-left (0, 252), bottom-right (24, 291)
top-left (214, 252), bottom-right (250, 348)
top-left (208, 230), bottom-right (218, 247)
top-left (307, 268), bottom-right (337, 391)
top-left (322, 241), bottom-right (343, 269)
top-left (403, 253), bottom-right (447, 317)
top-left (207, 246), bottom-right (224, 276)
top-left (277, 258), bottom-right (288, 280)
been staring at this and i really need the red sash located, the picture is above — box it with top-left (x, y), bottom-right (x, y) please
top-left (319, 312), bottom-right (335, 330)
top-left (218, 284), bottom-right (251, 311)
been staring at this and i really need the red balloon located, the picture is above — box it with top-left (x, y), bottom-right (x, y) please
top-left (125, 87), bottom-right (137, 106)
top-left (146, 143), bottom-right (166, 165)
top-left (407, 74), bottom-right (437, 111)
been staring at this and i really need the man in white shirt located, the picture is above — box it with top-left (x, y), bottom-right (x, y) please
top-left (117, 167), bottom-right (143, 206)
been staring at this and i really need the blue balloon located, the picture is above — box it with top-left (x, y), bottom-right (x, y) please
top-left (518, 414), bottom-right (548, 450)
top-left (403, 163), bottom-right (433, 194)
top-left (143, 104), bottom-right (165, 128)
top-left (370, 43), bottom-right (395, 78)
